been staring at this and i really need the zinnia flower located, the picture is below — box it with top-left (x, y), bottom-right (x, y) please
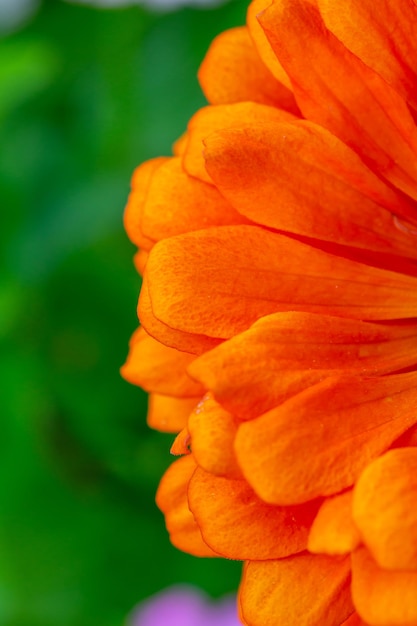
top-left (122, 1), bottom-right (417, 624)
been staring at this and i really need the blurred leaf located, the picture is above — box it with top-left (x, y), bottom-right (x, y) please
top-left (0, 0), bottom-right (245, 624)
top-left (0, 37), bottom-right (58, 120)
top-left (11, 174), bottom-right (128, 281)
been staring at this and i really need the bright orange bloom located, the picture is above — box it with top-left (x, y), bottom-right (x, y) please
top-left (122, 1), bottom-right (417, 624)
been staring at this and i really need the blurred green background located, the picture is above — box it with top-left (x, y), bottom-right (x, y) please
top-left (0, 0), bottom-right (246, 624)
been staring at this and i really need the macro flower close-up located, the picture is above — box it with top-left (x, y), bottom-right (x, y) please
top-left (122, 1), bottom-right (417, 624)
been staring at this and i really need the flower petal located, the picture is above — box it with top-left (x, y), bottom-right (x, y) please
top-left (352, 547), bottom-right (417, 626)
top-left (139, 272), bottom-right (221, 355)
top-left (318, 0), bottom-right (417, 111)
top-left (204, 120), bottom-right (417, 256)
top-left (240, 554), bottom-right (353, 626)
top-left (308, 490), bottom-right (361, 555)
top-left (353, 448), bottom-right (417, 570)
top-left (170, 427), bottom-right (191, 456)
top-left (187, 393), bottom-right (242, 479)
top-left (144, 226), bottom-right (417, 342)
top-left (140, 158), bottom-right (246, 243)
top-left (124, 157), bottom-right (167, 250)
top-left (121, 327), bottom-right (204, 397)
top-left (341, 614), bottom-right (369, 626)
top-left (235, 373), bottom-right (417, 504)
top-left (247, 0), bottom-right (292, 89)
top-left (133, 249), bottom-right (147, 275)
top-left (188, 468), bottom-right (319, 560)
top-left (198, 26), bottom-right (299, 113)
top-left (396, 424), bottom-right (417, 448)
top-left (173, 132), bottom-right (187, 156)
top-left (259, 0), bottom-right (417, 201)
top-left (183, 103), bottom-right (295, 183)
top-left (147, 394), bottom-right (199, 433)
top-left (155, 456), bottom-right (218, 557)
top-left (189, 312), bottom-right (417, 420)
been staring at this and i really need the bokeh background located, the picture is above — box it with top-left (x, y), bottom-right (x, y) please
top-left (0, 0), bottom-right (246, 623)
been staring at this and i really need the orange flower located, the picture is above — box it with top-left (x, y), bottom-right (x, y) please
top-left (122, 1), bottom-right (417, 624)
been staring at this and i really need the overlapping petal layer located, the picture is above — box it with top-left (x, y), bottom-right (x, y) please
top-left (204, 121), bottom-right (417, 257)
top-left (146, 394), bottom-right (198, 433)
top-left (138, 272), bottom-right (220, 354)
top-left (308, 490), bottom-right (360, 556)
top-left (352, 448), bottom-right (417, 571)
top-left (318, 0), bottom-right (417, 111)
top-left (155, 455), bottom-right (218, 557)
top-left (235, 373), bottom-right (417, 504)
top-left (259, 0), bottom-right (417, 201)
top-left (121, 327), bottom-right (203, 397)
top-left (182, 103), bottom-right (295, 183)
top-left (124, 158), bottom-right (166, 250)
top-left (198, 26), bottom-right (299, 113)
top-left (188, 468), bottom-right (319, 560)
top-left (247, 0), bottom-right (292, 89)
top-left (240, 554), bottom-right (353, 626)
top-left (189, 312), bottom-right (417, 419)
top-left (187, 393), bottom-right (242, 478)
top-left (342, 614), bottom-right (370, 626)
top-left (142, 225), bottom-right (417, 342)
top-left (139, 158), bottom-right (247, 243)
top-left (352, 548), bottom-right (417, 626)
top-left (123, 0), bottom-right (417, 624)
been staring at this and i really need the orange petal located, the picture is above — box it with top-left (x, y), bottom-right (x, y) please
top-left (133, 249), bottom-right (147, 275)
top-left (235, 373), bottom-right (417, 504)
top-left (247, 0), bottom-right (292, 89)
top-left (240, 554), bottom-right (353, 626)
top-left (189, 312), bottom-right (417, 420)
top-left (308, 490), bottom-right (361, 555)
top-left (155, 455), bottom-right (218, 557)
top-left (183, 102), bottom-right (295, 183)
top-left (147, 394), bottom-right (199, 433)
top-left (188, 467), bottom-right (319, 560)
top-left (173, 132), bottom-right (187, 156)
top-left (342, 614), bottom-right (370, 626)
top-left (124, 157), bottom-right (167, 250)
top-left (204, 120), bottom-right (417, 256)
top-left (121, 327), bottom-right (205, 397)
top-left (198, 26), bottom-right (299, 113)
top-left (352, 547), bottom-right (417, 626)
top-left (144, 225), bottom-right (417, 341)
top-left (259, 0), bottom-right (417, 201)
top-left (170, 427), bottom-right (191, 456)
top-left (187, 393), bottom-right (242, 479)
top-left (138, 272), bottom-right (221, 355)
top-left (353, 448), bottom-right (417, 570)
top-left (140, 158), bottom-right (246, 242)
top-left (318, 0), bottom-right (417, 111)
top-left (395, 424), bottom-right (417, 448)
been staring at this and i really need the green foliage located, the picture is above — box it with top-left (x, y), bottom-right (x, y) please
top-left (0, 0), bottom-right (246, 624)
